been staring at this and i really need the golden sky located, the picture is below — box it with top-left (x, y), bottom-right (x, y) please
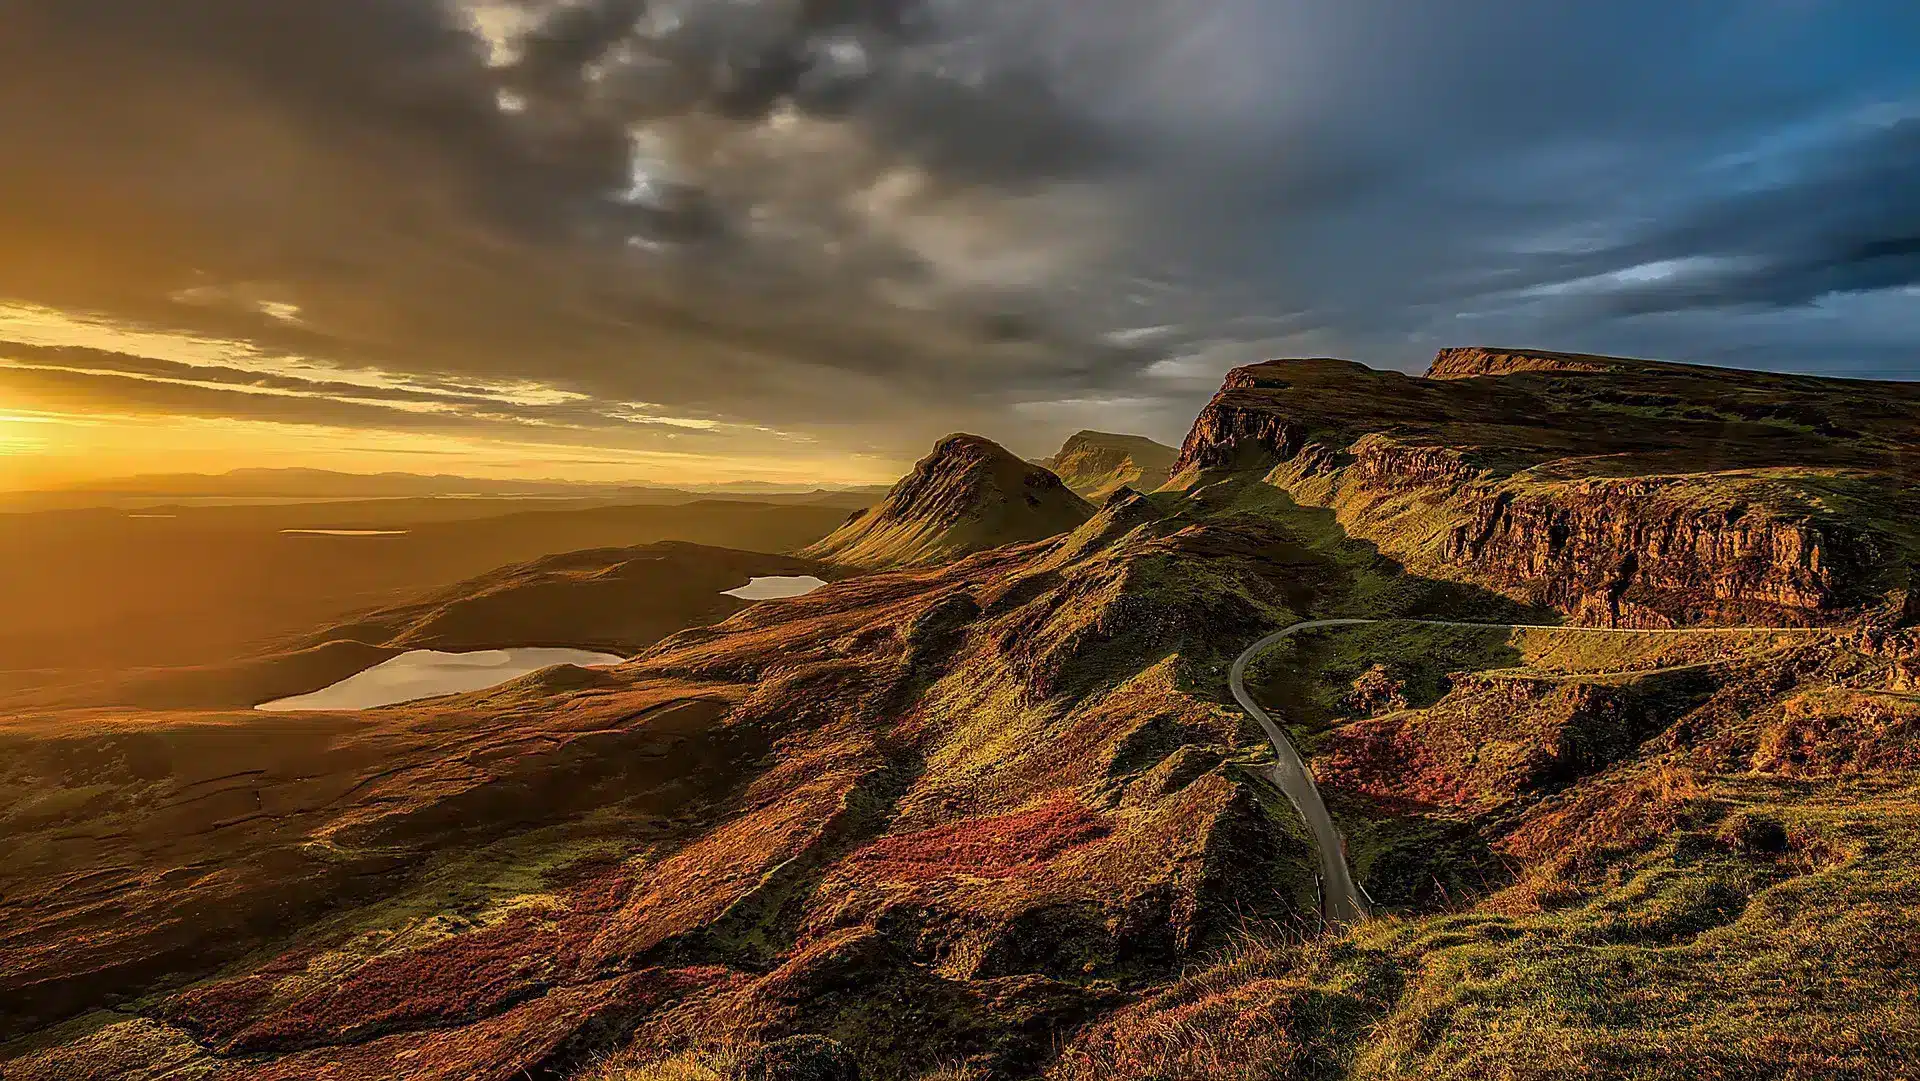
top-left (0, 304), bottom-right (903, 491)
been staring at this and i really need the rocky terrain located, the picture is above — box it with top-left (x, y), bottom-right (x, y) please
top-left (5, 349), bottom-right (1919, 1081)
top-left (1036, 432), bottom-right (1180, 501)
top-left (805, 435), bottom-right (1095, 568)
top-left (1174, 348), bottom-right (1920, 627)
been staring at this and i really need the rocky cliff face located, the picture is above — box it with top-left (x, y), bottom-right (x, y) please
top-left (1438, 481), bottom-right (1861, 627)
top-left (1170, 349), bottom-right (1918, 627)
top-left (1425, 346), bottom-right (1623, 380)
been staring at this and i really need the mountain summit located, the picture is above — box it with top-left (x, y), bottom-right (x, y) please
top-left (805, 434), bottom-right (1094, 567)
top-left (1037, 430), bottom-right (1180, 499)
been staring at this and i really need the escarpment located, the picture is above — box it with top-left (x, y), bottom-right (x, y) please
top-left (1171, 349), bottom-right (1920, 626)
top-left (1438, 481), bottom-right (1865, 626)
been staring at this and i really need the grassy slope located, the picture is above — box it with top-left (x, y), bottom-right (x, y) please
top-left (1183, 356), bottom-right (1920, 628)
top-left (1053, 601), bottom-right (1920, 1079)
top-left (1042, 432), bottom-right (1181, 501)
top-left (806, 437), bottom-right (1094, 568)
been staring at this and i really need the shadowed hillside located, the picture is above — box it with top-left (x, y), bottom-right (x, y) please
top-left (0, 499), bottom-right (852, 676)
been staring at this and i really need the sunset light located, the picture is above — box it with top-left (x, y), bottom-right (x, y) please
top-left (2, 3), bottom-right (1915, 1078)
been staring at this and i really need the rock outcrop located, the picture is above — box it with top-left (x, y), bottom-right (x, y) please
top-left (1170, 348), bottom-right (1920, 626)
top-left (1425, 346), bottom-right (1627, 379)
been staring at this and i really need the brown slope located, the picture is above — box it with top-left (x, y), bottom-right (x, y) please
top-left (308, 540), bottom-right (839, 656)
top-left (0, 543), bottom-right (839, 713)
top-left (1171, 349), bottom-right (1920, 627)
top-left (1037, 431), bottom-right (1180, 500)
top-left (9, 348), bottom-right (1919, 1081)
top-left (805, 434), bottom-right (1095, 568)
top-left (0, 498), bottom-right (852, 674)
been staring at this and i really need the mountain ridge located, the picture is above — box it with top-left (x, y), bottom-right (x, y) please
top-left (1172, 347), bottom-right (1920, 627)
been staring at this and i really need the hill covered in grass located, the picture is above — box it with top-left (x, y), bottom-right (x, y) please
top-left (1036, 431), bottom-right (1180, 501)
top-left (805, 435), bottom-right (1095, 568)
top-left (5, 348), bottom-right (1918, 1081)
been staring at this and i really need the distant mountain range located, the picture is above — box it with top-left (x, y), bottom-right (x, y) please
top-left (3, 467), bottom-right (889, 510)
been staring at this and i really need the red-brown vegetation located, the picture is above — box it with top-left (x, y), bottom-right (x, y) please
top-left (846, 799), bottom-right (1111, 882)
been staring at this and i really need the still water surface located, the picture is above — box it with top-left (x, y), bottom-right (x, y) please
top-left (257, 647), bottom-right (625, 711)
top-left (723, 575), bottom-right (829, 600)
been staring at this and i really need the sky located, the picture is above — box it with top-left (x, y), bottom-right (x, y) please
top-left (0, 0), bottom-right (1916, 489)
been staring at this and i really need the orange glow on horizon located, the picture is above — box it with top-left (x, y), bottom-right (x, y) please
top-left (0, 404), bottom-right (900, 492)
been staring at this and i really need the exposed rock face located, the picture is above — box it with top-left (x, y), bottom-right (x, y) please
top-left (1439, 482), bottom-right (1862, 626)
top-left (1038, 431), bottom-right (1180, 500)
top-left (1425, 346), bottom-right (1623, 379)
top-left (1170, 364), bottom-right (1321, 475)
top-left (1170, 349), bottom-right (1920, 626)
top-left (806, 435), bottom-right (1094, 568)
top-left (1349, 433), bottom-right (1475, 489)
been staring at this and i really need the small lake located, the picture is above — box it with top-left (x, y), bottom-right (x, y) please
top-left (280, 529), bottom-right (411, 536)
top-left (723, 575), bottom-right (830, 600)
top-left (256, 648), bottom-right (625, 711)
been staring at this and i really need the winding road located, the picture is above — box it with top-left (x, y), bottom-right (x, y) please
top-left (1228, 618), bottom-right (1832, 926)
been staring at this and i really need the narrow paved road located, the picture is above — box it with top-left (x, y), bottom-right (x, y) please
top-left (1229, 618), bottom-right (1831, 926)
top-left (1229, 619), bottom-right (1378, 925)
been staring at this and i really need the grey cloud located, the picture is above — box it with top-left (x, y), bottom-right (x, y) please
top-left (1585, 119), bottom-right (1920, 314)
top-left (1, 0), bottom-right (1916, 466)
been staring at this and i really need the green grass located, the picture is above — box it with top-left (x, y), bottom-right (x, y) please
top-left (1245, 623), bottom-right (1522, 741)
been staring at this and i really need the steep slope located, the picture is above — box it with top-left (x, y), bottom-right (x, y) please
top-left (1038, 431), bottom-right (1180, 500)
top-left (805, 434), bottom-right (1095, 568)
top-left (1055, 619), bottom-right (1920, 1081)
top-left (1172, 348), bottom-right (1920, 627)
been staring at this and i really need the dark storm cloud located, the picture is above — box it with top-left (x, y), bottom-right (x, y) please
top-left (0, 0), bottom-right (1916, 460)
top-left (1577, 118), bottom-right (1920, 314)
